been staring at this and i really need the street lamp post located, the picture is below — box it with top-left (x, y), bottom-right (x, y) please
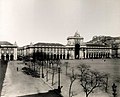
top-left (42, 61), bottom-right (44, 78)
top-left (46, 60), bottom-right (49, 81)
top-left (58, 65), bottom-right (61, 93)
top-left (29, 57), bottom-right (32, 69)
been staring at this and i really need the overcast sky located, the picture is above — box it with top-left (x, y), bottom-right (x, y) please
top-left (0, 0), bottom-right (120, 46)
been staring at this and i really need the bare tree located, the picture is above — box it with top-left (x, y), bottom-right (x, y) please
top-left (51, 63), bottom-right (56, 86)
top-left (51, 59), bottom-right (61, 85)
top-left (100, 73), bottom-right (109, 92)
top-left (64, 62), bottom-right (69, 75)
top-left (78, 64), bottom-right (109, 97)
top-left (77, 64), bottom-right (91, 82)
top-left (68, 67), bottom-right (77, 97)
top-left (46, 61), bottom-right (49, 81)
top-left (36, 60), bottom-right (42, 77)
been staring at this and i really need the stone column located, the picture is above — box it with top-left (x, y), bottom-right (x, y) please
top-left (79, 50), bottom-right (81, 59)
top-left (0, 48), bottom-right (1, 59)
top-left (30, 48), bottom-right (34, 55)
top-left (80, 50), bottom-right (83, 59)
top-left (24, 49), bottom-right (26, 56)
top-left (109, 48), bottom-right (112, 58)
top-left (71, 50), bottom-right (74, 59)
top-left (4, 54), bottom-right (6, 60)
top-left (84, 49), bottom-right (87, 59)
top-left (65, 49), bottom-right (68, 59)
top-left (118, 48), bottom-right (120, 57)
top-left (9, 54), bottom-right (11, 60)
top-left (14, 48), bottom-right (17, 60)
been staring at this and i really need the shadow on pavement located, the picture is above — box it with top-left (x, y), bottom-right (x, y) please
top-left (0, 60), bottom-right (8, 95)
top-left (21, 67), bottom-right (40, 78)
top-left (18, 89), bottom-right (63, 97)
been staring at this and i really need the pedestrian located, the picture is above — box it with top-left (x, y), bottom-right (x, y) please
top-left (17, 67), bottom-right (18, 71)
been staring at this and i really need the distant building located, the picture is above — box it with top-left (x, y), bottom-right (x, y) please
top-left (18, 32), bottom-right (120, 60)
top-left (86, 36), bottom-right (120, 58)
top-left (18, 42), bottom-right (66, 60)
top-left (0, 41), bottom-right (17, 60)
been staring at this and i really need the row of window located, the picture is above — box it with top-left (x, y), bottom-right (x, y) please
top-left (87, 49), bottom-right (110, 52)
top-left (34, 48), bottom-right (66, 52)
top-left (1, 50), bottom-right (14, 54)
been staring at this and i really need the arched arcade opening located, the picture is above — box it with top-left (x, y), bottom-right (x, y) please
top-left (10, 54), bottom-right (14, 60)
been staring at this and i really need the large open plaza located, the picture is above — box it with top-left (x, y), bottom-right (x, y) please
top-left (1, 59), bottom-right (120, 97)
top-left (56, 59), bottom-right (120, 97)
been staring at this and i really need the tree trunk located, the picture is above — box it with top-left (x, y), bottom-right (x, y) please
top-left (46, 69), bottom-right (48, 81)
top-left (69, 79), bottom-right (75, 97)
top-left (86, 94), bottom-right (88, 97)
top-left (66, 65), bottom-right (68, 75)
top-left (85, 91), bottom-right (89, 97)
top-left (52, 71), bottom-right (54, 86)
top-left (105, 77), bottom-right (108, 92)
top-left (69, 81), bottom-right (73, 97)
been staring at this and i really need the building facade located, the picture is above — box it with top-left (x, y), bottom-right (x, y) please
top-left (18, 42), bottom-right (68, 60)
top-left (0, 41), bottom-right (17, 60)
top-left (17, 33), bottom-right (120, 60)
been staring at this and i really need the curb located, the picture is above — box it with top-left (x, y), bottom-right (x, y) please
top-left (40, 78), bottom-right (63, 97)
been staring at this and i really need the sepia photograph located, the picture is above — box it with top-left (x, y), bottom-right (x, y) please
top-left (0, 0), bottom-right (120, 97)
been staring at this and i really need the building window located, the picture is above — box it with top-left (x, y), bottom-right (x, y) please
top-left (48, 48), bottom-right (49, 51)
top-left (6, 50), bottom-right (9, 53)
top-left (11, 50), bottom-right (14, 54)
top-left (51, 48), bottom-right (53, 51)
top-left (1, 50), bottom-right (4, 54)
